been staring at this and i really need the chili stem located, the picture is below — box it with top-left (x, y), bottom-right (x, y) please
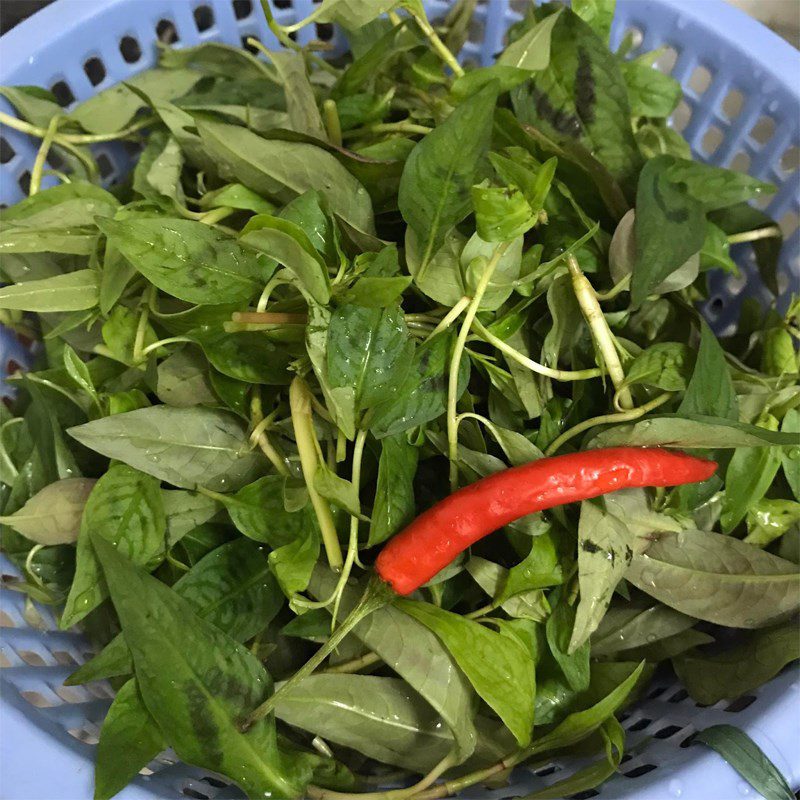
top-left (29, 114), bottom-right (61, 196)
top-left (566, 255), bottom-right (634, 409)
top-left (323, 99), bottom-right (343, 147)
top-left (424, 296), bottom-right (471, 342)
top-left (545, 392), bottom-right (674, 456)
top-left (323, 650), bottom-right (381, 675)
top-left (472, 318), bottom-right (603, 381)
top-left (406, 4), bottom-right (465, 77)
top-left (448, 242), bottom-right (511, 491)
top-left (727, 225), bottom-right (782, 244)
top-left (244, 574), bottom-right (394, 728)
top-left (290, 377), bottom-right (343, 571)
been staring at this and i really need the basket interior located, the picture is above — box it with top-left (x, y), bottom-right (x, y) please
top-left (1, 2), bottom-right (799, 799)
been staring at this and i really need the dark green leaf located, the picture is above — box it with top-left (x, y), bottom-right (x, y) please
top-left (197, 119), bottom-right (375, 234)
top-left (679, 320), bottom-right (738, 420)
top-left (626, 529), bottom-right (800, 627)
top-left (367, 434), bottom-right (418, 547)
top-left (511, 8), bottom-right (640, 187)
top-left (327, 304), bottom-right (413, 415)
top-left (309, 569), bottom-right (478, 761)
top-left (91, 534), bottom-right (307, 798)
top-left (589, 414), bottom-right (798, 449)
top-left (61, 465), bottom-right (166, 629)
top-left (0, 270), bottom-right (98, 311)
top-left (397, 599), bottom-right (536, 746)
top-left (632, 156), bottom-right (705, 305)
top-left (371, 333), bottom-right (470, 438)
top-left (694, 725), bottom-right (794, 800)
top-left (192, 326), bottom-right (292, 385)
top-left (398, 83), bottom-right (497, 271)
top-left (674, 621), bottom-right (800, 705)
top-left (68, 406), bottom-right (264, 492)
top-left (98, 217), bottom-right (268, 304)
top-left (546, 589), bottom-right (590, 692)
top-left (95, 679), bottom-right (164, 800)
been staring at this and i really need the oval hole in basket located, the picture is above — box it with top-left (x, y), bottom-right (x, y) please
top-left (729, 150), bottom-right (751, 173)
top-left (50, 79), bottom-right (75, 107)
top-left (572, 791), bottom-right (600, 799)
top-left (750, 115), bottom-right (776, 146)
top-left (701, 124), bottom-right (724, 156)
top-left (654, 45), bottom-right (679, 74)
top-left (689, 64), bottom-right (713, 95)
top-left (779, 209), bottom-right (799, 237)
top-left (181, 788), bottom-right (210, 800)
top-left (119, 35), bottom-right (142, 63)
top-left (194, 5), bottom-right (214, 32)
top-left (315, 22), bottom-right (334, 42)
top-left (0, 137), bottom-right (15, 164)
top-left (273, 0), bottom-right (292, 8)
top-left (156, 18), bottom-right (179, 44)
top-left (68, 727), bottom-right (99, 745)
top-left (724, 694), bottom-right (757, 712)
top-left (623, 25), bottom-right (644, 52)
top-left (20, 690), bottom-right (56, 708)
top-left (721, 87), bottom-right (745, 120)
top-left (83, 56), bottom-right (106, 87)
top-left (17, 170), bottom-right (31, 194)
top-left (781, 145), bottom-right (799, 174)
top-left (233, 0), bottom-right (253, 20)
top-left (624, 764), bottom-right (658, 778)
top-left (672, 99), bottom-right (692, 132)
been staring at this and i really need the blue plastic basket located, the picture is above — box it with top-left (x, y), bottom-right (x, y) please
top-left (0, 1), bottom-right (798, 799)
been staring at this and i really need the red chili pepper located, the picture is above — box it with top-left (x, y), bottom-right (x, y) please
top-left (376, 447), bottom-right (717, 595)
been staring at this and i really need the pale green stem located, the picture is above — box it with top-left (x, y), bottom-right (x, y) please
top-left (323, 99), bottom-right (342, 147)
top-left (727, 226), bottom-right (782, 244)
top-left (199, 206), bottom-right (234, 225)
top-left (25, 545), bottom-right (48, 592)
top-left (256, 274), bottom-right (290, 313)
top-left (290, 377), bottom-right (343, 571)
top-left (256, 431), bottom-right (291, 476)
top-left (0, 417), bottom-right (24, 481)
top-left (42, 169), bottom-right (72, 184)
top-left (448, 242), bottom-right (511, 491)
top-left (138, 336), bottom-right (192, 360)
top-left (0, 110), bottom-right (153, 144)
top-left (248, 23), bottom-right (338, 77)
top-left (331, 426), bottom-right (368, 627)
top-left (545, 392), bottom-right (674, 456)
top-left (132, 287), bottom-right (154, 364)
top-left (594, 274), bottom-right (631, 301)
top-left (567, 255), bottom-right (634, 409)
top-left (406, 5), bottom-right (465, 77)
top-left (472, 318), bottom-right (603, 381)
top-left (424, 296), bottom-right (471, 342)
top-left (29, 114), bottom-right (61, 195)
top-left (323, 651), bottom-right (381, 675)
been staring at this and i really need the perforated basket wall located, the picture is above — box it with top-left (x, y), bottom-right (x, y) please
top-left (0, 2), bottom-right (798, 799)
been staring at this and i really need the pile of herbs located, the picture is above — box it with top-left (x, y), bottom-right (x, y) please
top-left (1, 1), bottom-right (798, 799)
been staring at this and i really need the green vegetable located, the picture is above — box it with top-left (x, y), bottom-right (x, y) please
top-left (694, 725), bottom-right (795, 800)
top-left (1, 5), bottom-right (794, 797)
